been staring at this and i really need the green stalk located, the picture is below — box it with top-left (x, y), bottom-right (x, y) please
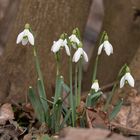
top-left (77, 58), bottom-right (82, 106)
top-left (103, 64), bottom-right (127, 112)
top-left (92, 31), bottom-right (106, 82)
top-left (32, 46), bottom-right (49, 122)
top-left (75, 64), bottom-right (78, 107)
top-left (56, 53), bottom-right (60, 76)
top-left (69, 53), bottom-right (75, 127)
top-left (54, 98), bottom-right (62, 133)
top-left (33, 47), bottom-right (45, 93)
top-left (52, 54), bottom-right (63, 132)
top-left (103, 82), bottom-right (117, 112)
top-left (53, 53), bottom-right (61, 104)
top-left (92, 56), bottom-right (99, 82)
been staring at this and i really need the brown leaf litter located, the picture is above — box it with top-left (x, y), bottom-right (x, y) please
top-left (60, 128), bottom-right (133, 140)
top-left (111, 87), bottom-right (140, 135)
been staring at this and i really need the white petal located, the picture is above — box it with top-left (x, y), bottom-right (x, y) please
top-left (69, 34), bottom-right (80, 44)
top-left (110, 44), bottom-right (113, 54)
top-left (125, 73), bottom-right (135, 87)
top-left (23, 29), bottom-right (29, 36)
top-left (104, 41), bottom-right (113, 56)
top-left (22, 38), bottom-right (28, 46)
top-left (62, 39), bottom-right (70, 55)
top-left (51, 41), bottom-right (56, 51)
top-left (82, 50), bottom-right (88, 62)
top-left (98, 43), bottom-right (103, 55)
top-left (91, 82), bottom-right (99, 92)
top-left (72, 48), bottom-right (83, 62)
top-left (120, 75), bottom-right (126, 88)
top-left (64, 45), bottom-right (70, 56)
top-left (16, 31), bottom-right (24, 44)
top-left (51, 39), bottom-right (63, 53)
top-left (62, 39), bottom-right (68, 47)
top-left (27, 30), bottom-right (34, 45)
top-left (51, 42), bottom-right (61, 53)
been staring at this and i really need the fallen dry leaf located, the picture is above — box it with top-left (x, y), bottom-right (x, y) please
top-left (86, 108), bottom-right (108, 129)
top-left (0, 103), bottom-right (14, 125)
top-left (23, 133), bottom-right (32, 140)
top-left (112, 87), bottom-right (140, 135)
top-left (60, 128), bottom-right (133, 140)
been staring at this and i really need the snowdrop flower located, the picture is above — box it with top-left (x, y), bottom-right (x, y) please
top-left (69, 34), bottom-right (80, 45)
top-left (120, 72), bottom-right (134, 88)
top-left (51, 39), bottom-right (70, 56)
top-left (72, 48), bottom-right (88, 62)
top-left (98, 34), bottom-right (113, 56)
top-left (16, 24), bottom-right (34, 46)
top-left (91, 80), bottom-right (100, 92)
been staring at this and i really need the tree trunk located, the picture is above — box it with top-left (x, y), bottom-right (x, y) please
top-left (83, 0), bottom-right (140, 91)
top-left (0, 0), bottom-right (91, 102)
top-left (130, 0), bottom-right (140, 91)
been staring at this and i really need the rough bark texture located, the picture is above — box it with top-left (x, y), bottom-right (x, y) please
top-left (130, 0), bottom-right (140, 83)
top-left (0, 0), bottom-right (19, 54)
top-left (0, 0), bottom-right (91, 102)
top-left (83, 0), bottom-right (140, 91)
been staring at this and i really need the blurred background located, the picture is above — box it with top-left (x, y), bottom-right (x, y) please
top-left (0, 0), bottom-right (140, 102)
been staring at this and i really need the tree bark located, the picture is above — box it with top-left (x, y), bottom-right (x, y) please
top-left (0, 0), bottom-right (91, 102)
top-left (83, 0), bottom-right (140, 91)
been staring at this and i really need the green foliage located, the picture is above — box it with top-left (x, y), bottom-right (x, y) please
top-left (86, 91), bottom-right (102, 107)
top-left (28, 87), bottom-right (46, 122)
top-left (109, 99), bottom-right (123, 120)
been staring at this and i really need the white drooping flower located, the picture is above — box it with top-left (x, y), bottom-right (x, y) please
top-left (51, 39), bottom-right (70, 56)
top-left (69, 34), bottom-right (80, 45)
top-left (72, 48), bottom-right (88, 63)
top-left (120, 72), bottom-right (134, 88)
top-left (16, 27), bottom-right (34, 46)
top-left (98, 40), bottom-right (113, 56)
top-left (91, 80), bottom-right (100, 92)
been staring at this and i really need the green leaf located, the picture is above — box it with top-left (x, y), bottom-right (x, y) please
top-left (37, 79), bottom-right (49, 123)
top-left (61, 104), bottom-right (72, 125)
top-left (53, 98), bottom-right (63, 132)
top-left (63, 83), bottom-right (70, 93)
top-left (28, 86), bottom-right (45, 122)
top-left (109, 99), bottom-right (123, 120)
top-left (86, 94), bottom-right (92, 107)
top-left (54, 75), bottom-right (64, 104)
top-left (86, 92), bottom-right (102, 107)
top-left (90, 91), bottom-right (102, 105)
top-left (60, 108), bottom-right (71, 129)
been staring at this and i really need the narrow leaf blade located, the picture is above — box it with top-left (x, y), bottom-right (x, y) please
top-left (109, 99), bottom-right (123, 120)
top-left (28, 86), bottom-right (45, 122)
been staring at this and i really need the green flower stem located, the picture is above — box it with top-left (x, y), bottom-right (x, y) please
top-left (33, 47), bottom-right (46, 100)
top-left (103, 64), bottom-right (127, 112)
top-left (92, 31), bottom-right (106, 82)
top-left (75, 64), bottom-right (78, 107)
top-left (69, 55), bottom-right (75, 127)
top-left (77, 58), bottom-right (82, 106)
top-left (103, 82), bottom-right (117, 112)
top-left (32, 46), bottom-right (49, 122)
top-left (92, 56), bottom-right (99, 82)
top-left (53, 53), bottom-right (61, 104)
top-left (56, 53), bottom-right (60, 76)
top-left (33, 47), bottom-right (44, 86)
top-left (54, 98), bottom-right (62, 133)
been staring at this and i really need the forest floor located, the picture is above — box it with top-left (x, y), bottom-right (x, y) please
top-left (0, 86), bottom-right (140, 140)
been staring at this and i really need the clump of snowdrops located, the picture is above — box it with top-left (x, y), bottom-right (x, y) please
top-left (16, 24), bottom-right (135, 134)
